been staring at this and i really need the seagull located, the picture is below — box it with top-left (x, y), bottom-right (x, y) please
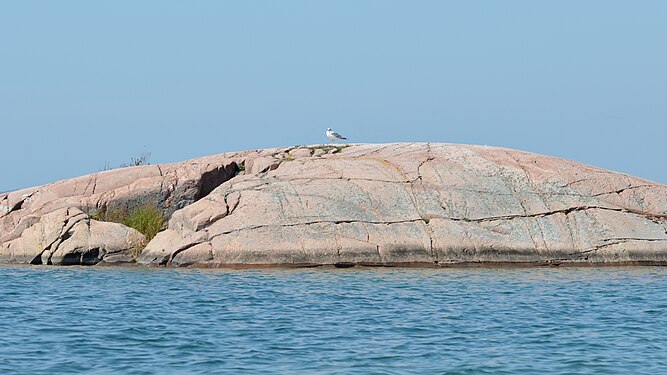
top-left (326, 128), bottom-right (347, 143)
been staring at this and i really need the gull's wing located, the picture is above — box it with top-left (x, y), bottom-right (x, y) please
top-left (331, 132), bottom-right (347, 139)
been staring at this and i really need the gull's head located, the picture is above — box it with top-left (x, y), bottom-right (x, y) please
top-left (326, 128), bottom-right (332, 131)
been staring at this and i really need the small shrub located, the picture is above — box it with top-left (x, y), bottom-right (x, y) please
top-left (121, 152), bottom-right (151, 168)
top-left (99, 152), bottom-right (151, 172)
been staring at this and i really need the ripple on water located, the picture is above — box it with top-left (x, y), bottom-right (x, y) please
top-left (1, 266), bottom-right (667, 374)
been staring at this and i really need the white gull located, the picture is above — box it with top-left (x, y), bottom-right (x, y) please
top-left (326, 128), bottom-right (347, 143)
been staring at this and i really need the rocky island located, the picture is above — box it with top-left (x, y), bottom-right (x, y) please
top-left (1, 143), bottom-right (666, 267)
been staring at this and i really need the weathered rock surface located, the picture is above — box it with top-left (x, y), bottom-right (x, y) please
top-left (139, 143), bottom-right (667, 267)
top-left (0, 207), bottom-right (145, 265)
top-left (2, 143), bottom-right (667, 267)
top-left (0, 152), bottom-right (245, 265)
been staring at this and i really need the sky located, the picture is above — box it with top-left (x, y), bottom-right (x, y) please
top-left (1, 1), bottom-right (666, 192)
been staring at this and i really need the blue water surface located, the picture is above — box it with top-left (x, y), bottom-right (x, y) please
top-left (1, 265), bottom-right (666, 374)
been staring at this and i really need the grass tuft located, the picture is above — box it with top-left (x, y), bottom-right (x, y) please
top-left (91, 204), bottom-right (165, 240)
top-left (122, 205), bottom-right (165, 240)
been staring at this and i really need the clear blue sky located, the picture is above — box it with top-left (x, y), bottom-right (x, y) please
top-left (1, 1), bottom-right (665, 192)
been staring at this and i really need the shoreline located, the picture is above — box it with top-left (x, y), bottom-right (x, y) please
top-left (40, 260), bottom-right (667, 269)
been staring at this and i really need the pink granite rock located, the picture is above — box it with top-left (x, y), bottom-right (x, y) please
top-left (137, 143), bottom-right (667, 267)
top-left (0, 207), bottom-right (145, 265)
top-left (2, 143), bottom-right (666, 266)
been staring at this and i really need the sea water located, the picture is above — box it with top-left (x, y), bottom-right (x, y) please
top-left (1, 265), bottom-right (666, 374)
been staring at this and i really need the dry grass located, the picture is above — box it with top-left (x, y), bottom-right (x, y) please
top-left (90, 204), bottom-right (165, 240)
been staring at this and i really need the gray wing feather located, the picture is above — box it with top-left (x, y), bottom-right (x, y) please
top-left (331, 132), bottom-right (346, 139)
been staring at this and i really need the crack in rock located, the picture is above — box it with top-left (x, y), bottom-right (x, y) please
top-left (592, 185), bottom-right (653, 197)
top-left (450, 205), bottom-right (627, 223)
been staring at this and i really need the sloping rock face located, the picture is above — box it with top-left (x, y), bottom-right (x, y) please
top-left (2, 143), bottom-right (667, 266)
top-left (0, 151), bottom-right (248, 264)
top-left (137, 143), bottom-right (667, 267)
